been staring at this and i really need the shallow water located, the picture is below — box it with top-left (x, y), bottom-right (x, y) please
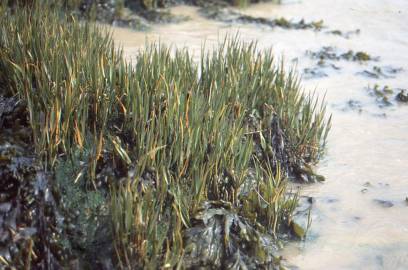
top-left (111, 1), bottom-right (408, 269)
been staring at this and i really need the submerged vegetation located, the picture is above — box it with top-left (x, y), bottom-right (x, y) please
top-left (0, 1), bottom-right (330, 268)
top-left (303, 47), bottom-right (388, 80)
top-left (326, 29), bottom-right (360, 39)
top-left (358, 65), bottom-right (404, 79)
top-left (366, 84), bottom-right (408, 107)
top-left (366, 84), bottom-right (394, 107)
top-left (306, 46), bottom-right (377, 63)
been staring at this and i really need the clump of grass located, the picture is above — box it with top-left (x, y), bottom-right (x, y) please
top-left (0, 2), bottom-right (330, 268)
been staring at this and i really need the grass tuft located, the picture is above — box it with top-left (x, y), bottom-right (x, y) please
top-left (0, 2), bottom-right (330, 268)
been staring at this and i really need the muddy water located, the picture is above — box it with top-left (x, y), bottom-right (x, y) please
top-left (111, 1), bottom-right (408, 269)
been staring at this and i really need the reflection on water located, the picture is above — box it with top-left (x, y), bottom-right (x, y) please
top-left (111, 1), bottom-right (408, 268)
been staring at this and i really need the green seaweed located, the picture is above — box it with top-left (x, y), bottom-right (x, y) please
top-left (366, 84), bottom-right (395, 107)
top-left (358, 66), bottom-right (403, 79)
top-left (354, 51), bottom-right (371, 61)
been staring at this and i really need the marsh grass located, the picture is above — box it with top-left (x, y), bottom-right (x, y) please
top-left (0, 2), bottom-right (330, 268)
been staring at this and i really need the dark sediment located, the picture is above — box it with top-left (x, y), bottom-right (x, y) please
top-left (0, 95), bottom-right (67, 269)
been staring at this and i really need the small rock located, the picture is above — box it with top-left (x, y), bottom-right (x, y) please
top-left (353, 216), bottom-right (362, 221)
top-left (307, 196), bottom-right (315, 204)
top-left (396, 90), bottom-right (408, 102)
top-left (291, 219), bottom-right (307, 239)
top-left (290, 196), bottom-right (313, 239)
top-left (373, 199), bottom-right (394, 208)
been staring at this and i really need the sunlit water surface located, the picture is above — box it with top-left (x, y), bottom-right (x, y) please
top-left (111, 1), bottom-right (408, 269)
